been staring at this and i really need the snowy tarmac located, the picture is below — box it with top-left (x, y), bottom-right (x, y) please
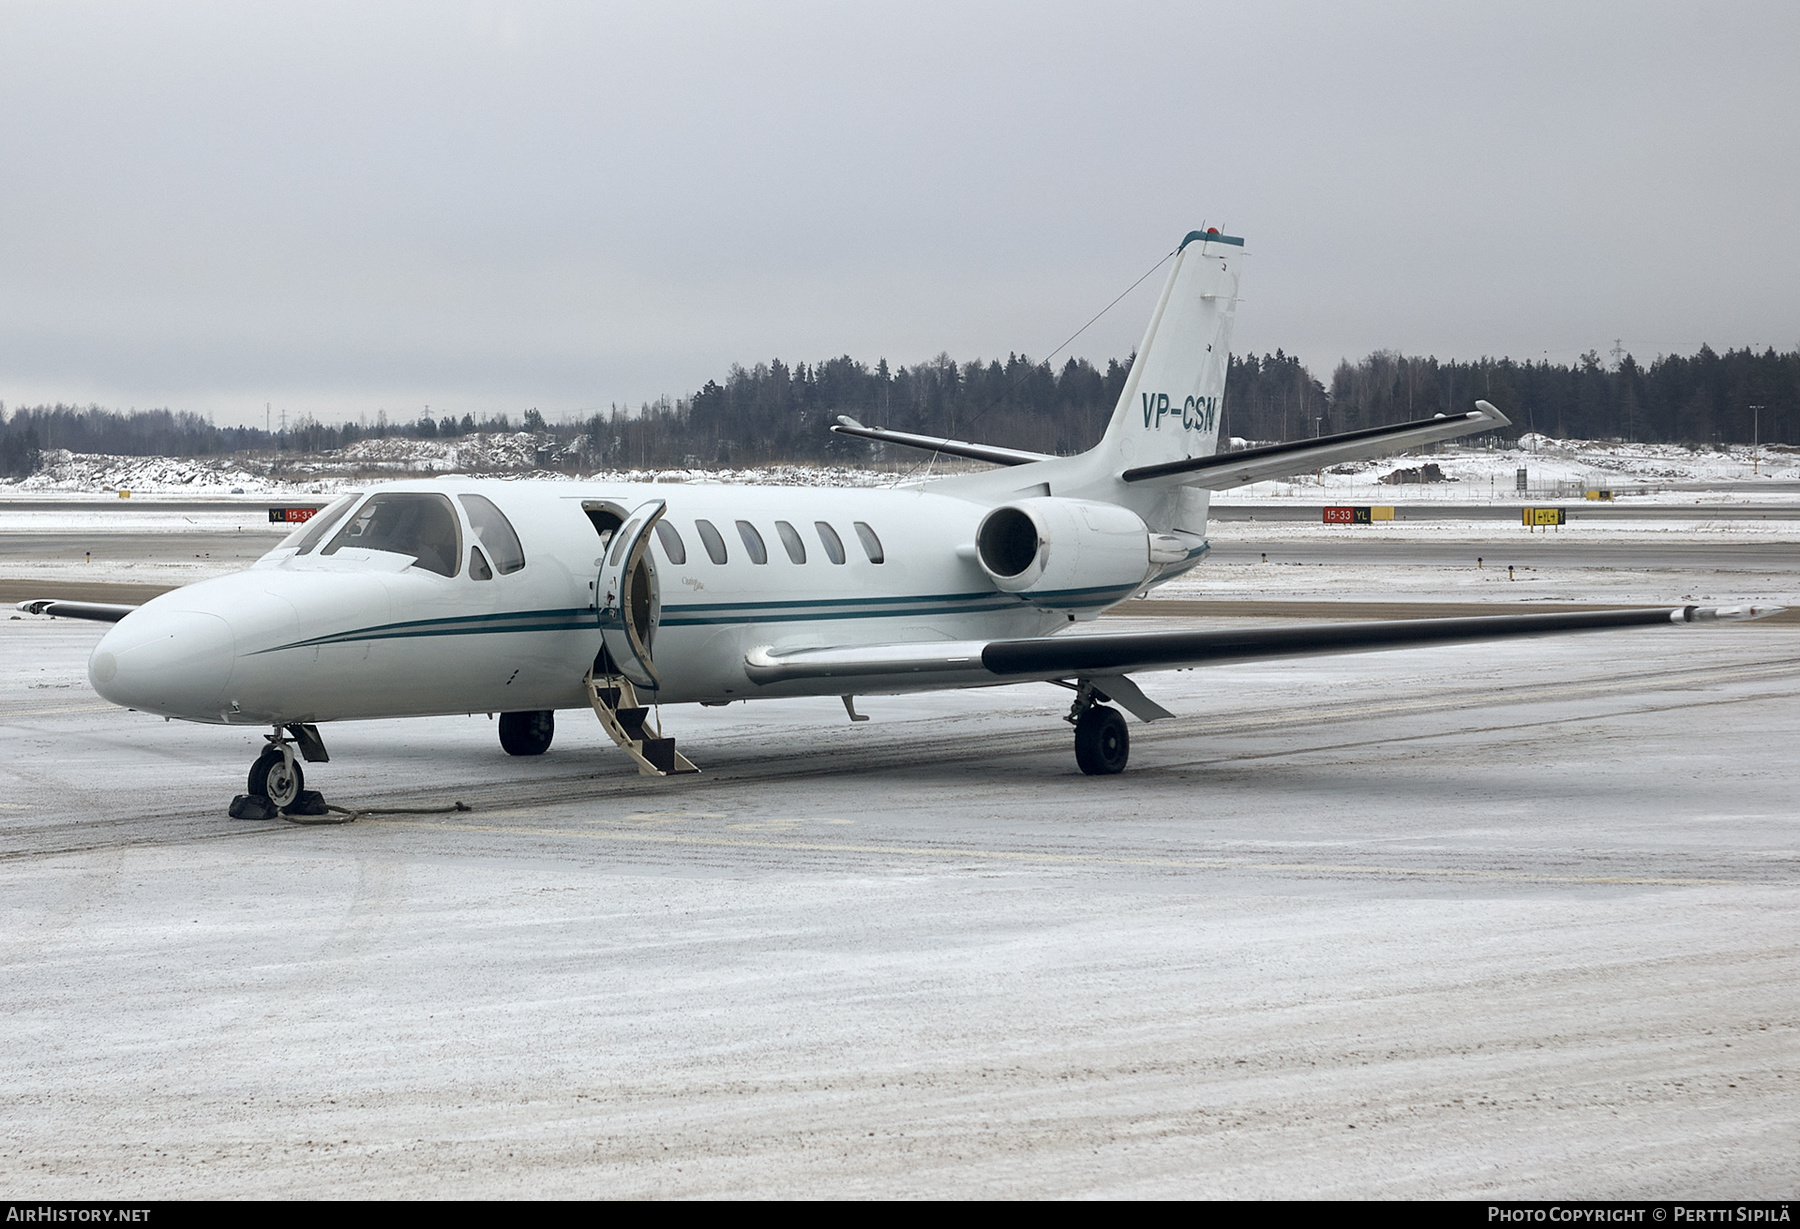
top-left (3, 593), bottom-right (1797, 1195)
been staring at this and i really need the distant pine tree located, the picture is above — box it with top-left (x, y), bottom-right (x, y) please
top-left (0, 420), bottom-right (42, 478)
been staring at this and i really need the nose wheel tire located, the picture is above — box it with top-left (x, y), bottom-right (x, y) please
top-left (499, 710), bottom-right (555, 756)
top-left (1073, 705), bottom-right (1130, 775)
top-left (248, 748), bottom-right (304, 808)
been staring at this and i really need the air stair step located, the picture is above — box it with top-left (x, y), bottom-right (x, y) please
top-left (638, 737), bottom-right (682, 774)
top-left (583, 670), bottom-right (700, 777)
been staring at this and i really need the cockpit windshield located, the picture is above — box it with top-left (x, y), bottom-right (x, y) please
top-left (320, 492), bottom-right (462, 577)
top-left (280, 492), bottom-right (363, 554)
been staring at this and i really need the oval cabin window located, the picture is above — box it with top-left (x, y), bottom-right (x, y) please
top-left (815, 521), bottom-right (846, 564)
top-left (694, 519), bottom-right (728, 564)
top-left (774, 520), bottom-right (807, 564)
top-left (736, 520), bottom-right (768, 564)
top-left (853, 521), bottom-right (884, 564)
top-left (654, 520), bottom-right (687, 565)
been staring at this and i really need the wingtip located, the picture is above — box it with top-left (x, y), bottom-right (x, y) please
top-left (1674, 604), bottom-right (1787, 624)
top-left (1473, 399), bottom-right (1513, 427)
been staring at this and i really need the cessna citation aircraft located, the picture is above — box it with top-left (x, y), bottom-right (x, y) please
top-left (20, 228), bottom-right (1781, 813)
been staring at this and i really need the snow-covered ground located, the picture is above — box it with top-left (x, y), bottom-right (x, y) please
top-left (1157, 563), bottom-right (1800, 609)
top-left (4, 438), bottom-right (943, 496)
top-left (2, 614), bottom-right (1795, 1198)
top-left (3, 473), bottom-right (1797, 1197)
top-left (7, 433), bottom-right (1798, 500)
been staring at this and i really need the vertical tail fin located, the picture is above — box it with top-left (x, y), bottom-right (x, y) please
top-left (1096, 230), bottom-right (1242, 477)
top-left (919, 228), bottom-right (1242, 536)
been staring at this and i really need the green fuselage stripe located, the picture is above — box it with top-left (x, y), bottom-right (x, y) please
top-left (251, 583), bottom-right (1143, 654)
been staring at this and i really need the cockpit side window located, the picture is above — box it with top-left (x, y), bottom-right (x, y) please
top-left (283, 492), bottom-right (362, 554)
top-left (458, 494), bottom-right (526, 574)
top-left (321, 492), bottom-right (462, 577)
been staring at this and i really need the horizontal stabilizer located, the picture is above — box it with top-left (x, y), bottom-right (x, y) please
top-left (16, 599), bottom-right (137, 623)
top-left (1122, 401), bottom-right (1511, 488)
top-left (830, 416), bottom-right (1053, 468)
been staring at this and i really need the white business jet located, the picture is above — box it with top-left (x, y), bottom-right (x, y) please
top-left (20, 228), bottom-right (1780, 813)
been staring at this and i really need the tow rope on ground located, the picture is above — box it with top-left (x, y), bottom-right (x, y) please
top-left (281, 800), bottom-right (472, 826)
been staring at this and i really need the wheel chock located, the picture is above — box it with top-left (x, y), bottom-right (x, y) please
top-left (228, 793), bottom-right (281, 820)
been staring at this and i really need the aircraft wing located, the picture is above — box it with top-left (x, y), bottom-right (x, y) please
top-left (744, 604), bottom-right (1784, 717)
top-left (16, 599), bottom-right (138, 623)
top-left (829, 416), bottom-right (1054, 467)
top-left (1123, 401), bottom-right (1511, 489)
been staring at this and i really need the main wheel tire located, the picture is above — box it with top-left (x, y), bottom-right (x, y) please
top-left (499, 709), bottom-right (555, 756)
top-left (1073, 705), bottom-right (1130, 775)
top-left (247, 748), bottom-right (304, 808)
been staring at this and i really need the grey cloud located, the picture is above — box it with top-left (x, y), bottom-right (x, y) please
top-left (2, 1), bottom-right (1796, 424)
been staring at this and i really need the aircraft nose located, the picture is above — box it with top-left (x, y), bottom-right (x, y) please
top-left (90, 610), bottom-right (236, 717)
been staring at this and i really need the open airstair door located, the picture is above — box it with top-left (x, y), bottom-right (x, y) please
top-left (597, 499), bottom-right (665, 691)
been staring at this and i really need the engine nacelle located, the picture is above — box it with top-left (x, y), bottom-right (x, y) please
top-left (974, 497), bottom-right (1153, 615)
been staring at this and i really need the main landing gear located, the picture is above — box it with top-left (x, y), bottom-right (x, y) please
top-left (499, 710), bottom-right (554, 756)
top-left (229, 724), bottom-right (331, 819)
top-left (1065, 680), bottom-right (1129, 775)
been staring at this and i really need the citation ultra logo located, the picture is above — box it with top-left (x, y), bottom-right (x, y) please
top-left (1141, 392), bottom-right (1217, 433)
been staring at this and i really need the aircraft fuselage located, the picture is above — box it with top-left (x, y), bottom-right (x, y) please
top-left (88, 479), bottom-right (1166, 726)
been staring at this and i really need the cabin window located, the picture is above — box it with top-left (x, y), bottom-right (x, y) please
top-left (814, 521), bottom-right (846, 564)
top-left (469, 546), bottom-right (493, 581)
top-left (654, 521), bottom-right (687, 565)
top-left (322, 492), bottom-right (462, 577)
top-left (609, 515), bottom-right (641, 565)
top-left (774, 520), bottom-right (806, 564)
top-left (736, 520), bottom-right (768, 564)
top-left (854, 521), bottom-right (885, 564)
top-left (458, 493), bottom-right (526, 574)
top-left (285, 492), bottom-right (362, 554)
top-left (695, 519), bottom-right (728, 564)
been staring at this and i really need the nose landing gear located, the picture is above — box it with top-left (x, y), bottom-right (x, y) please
top-left (229, 724), bottom-right (332, 819)
top-left (249, 743), bottom-right (304, 808)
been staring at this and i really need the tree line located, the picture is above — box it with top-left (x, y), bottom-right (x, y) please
top-left (578, 343), bottom-right (1800, 465)
top-left (0, 404), bottom-right (531, 479)
top-left (1319, 347), bottom-right (1799, 447)
top-left (2, 342), bottom-right (1795, 479)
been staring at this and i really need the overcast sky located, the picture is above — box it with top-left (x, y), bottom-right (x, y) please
top-left (2, 1), bottom-right (1796, 427)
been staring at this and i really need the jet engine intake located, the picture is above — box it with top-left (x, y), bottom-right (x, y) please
top-left (974, 497), bottom-right (1153, 614)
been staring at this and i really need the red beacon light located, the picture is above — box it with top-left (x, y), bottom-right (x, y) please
top-left (1206, 226), bottom-right (1220, 234)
